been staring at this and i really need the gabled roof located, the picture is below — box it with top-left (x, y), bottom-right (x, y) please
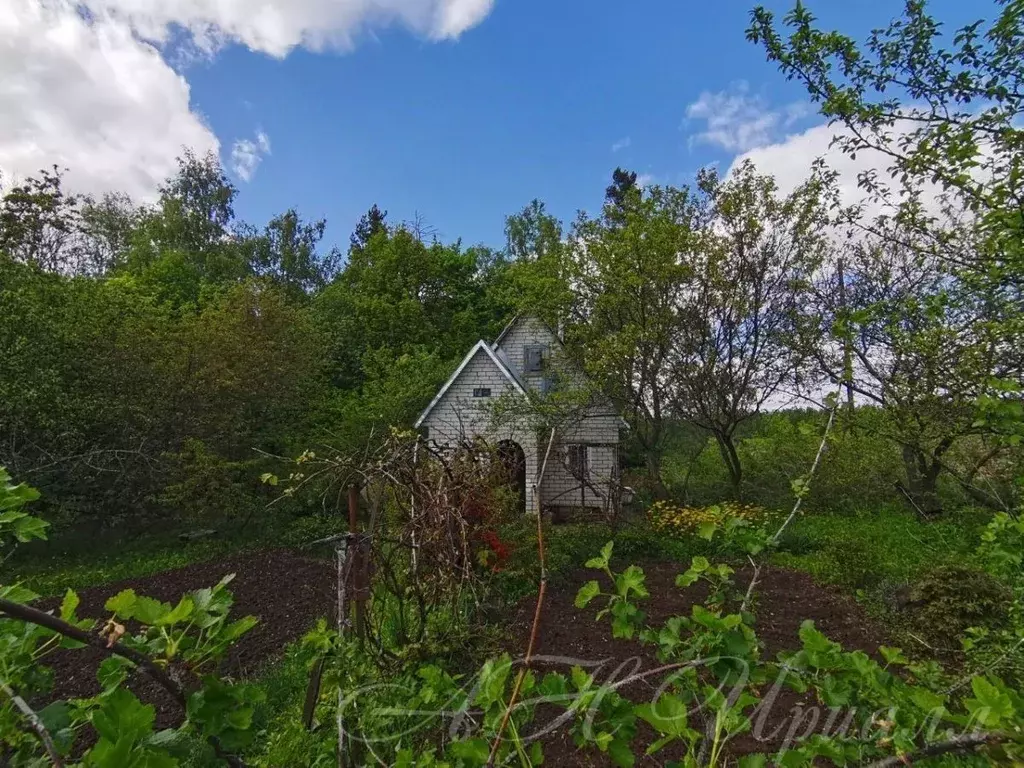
top-left (493, 313), bottom-right (563, 349)
top-left (414, 340), bottom-right (528, 428)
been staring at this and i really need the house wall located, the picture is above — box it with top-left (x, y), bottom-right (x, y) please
top-left (539, 414), bottom-right (621, 512)
top-left (494, 318), bottom-right (622, 514)
top-left (493, 315), bottom-right (555, 387)
top-left (420, 349), bottom-right (540, 513)
top-left (423, 317), bottom-right (623, 517)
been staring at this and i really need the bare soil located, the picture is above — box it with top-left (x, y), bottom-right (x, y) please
top-left (503, 561), bottom-right (889, 766)
top-left (38, 548), bottom-right (335, 729)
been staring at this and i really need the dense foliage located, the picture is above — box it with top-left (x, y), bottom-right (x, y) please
top-left (3, 0), bottom-right (1024, 765)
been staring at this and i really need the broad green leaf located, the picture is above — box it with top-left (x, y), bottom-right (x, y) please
top-left (60, 589), bottom-right (80, 622)
top-left (575, 580), bottom-right (600, 608)
top-left (966, 676), bottom-right (1015, 726)
top-left (156, 596), bottom-right (194, 626)
top-left (615, 565), bottom-right (648, 598)
top-left (104, 589), bottom-right (137, 618)
top-left (697, 521), bottom-right (718, 540)
top-left (449, 737), bottom-right (489, 765)
top-left (586, 540), bottom-right (614, 569)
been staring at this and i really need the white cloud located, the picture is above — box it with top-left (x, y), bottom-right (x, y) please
top-left (230, 131), bottom-right (271, 182)
top-left (685, 81), bottom-right (811, 153)
top-left (75, 0), bottom-right (496, 57)
top-left (636, 172), bottom-right (656, 188)
top-left (727, 119), bottom-right (949, 221)
top-left (611, 137), bottom-right (631, 153)
top-left (0, 0), bottom-right (495, 202)
top-left (0, 0), bottom-right (218, 202)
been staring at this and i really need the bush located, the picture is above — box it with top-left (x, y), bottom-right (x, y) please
top-left (908, 565), bottom-right (1012, 644)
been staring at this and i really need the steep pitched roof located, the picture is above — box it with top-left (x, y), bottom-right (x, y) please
top-left (414, 340), bottom-right (528, 429)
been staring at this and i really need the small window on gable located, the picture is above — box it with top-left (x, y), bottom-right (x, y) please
top-left (524, 345), bottom-right (546, 373)
top-left (473, 387), bottom-right (492, 398)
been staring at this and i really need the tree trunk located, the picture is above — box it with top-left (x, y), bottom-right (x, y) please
top-left (900, 444), bottom-right (943, 516)
top-left (645, 450), bottom-right (668, 500)
top-left (714, 432), bottom-right (743, 497)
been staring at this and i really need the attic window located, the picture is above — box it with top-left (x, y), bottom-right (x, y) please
top-left (473, 387), bottom-right (492, 398)
top-left (524, 345), bottom-right (547, 373)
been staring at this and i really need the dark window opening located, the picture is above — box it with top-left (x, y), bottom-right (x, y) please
top-left (473, 387), bottom-right (492, 398)
top-left (567, 444), bottom-right (589, 479)
top-left (524, 345), bottom-right (547, 373)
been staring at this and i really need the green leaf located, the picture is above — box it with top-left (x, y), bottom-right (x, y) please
top-left (966, 676), bottom-right (1015, 726)
top-left (156, 596), bottom-right (194, 626)
top-left (104, 589), bottom-right (137, 618)
top-left (636, 694), bottom-right (688, 737)
top-left (91, 688), bottom-right (155, 745)
top-left (449, 737), bottom-right (489, 765)
top-left (530, 740), bottom-right (544, 765)
top-left (586, 540), bottom-right (614, 569)
top-left (615, 565), bottom-right (648, 598)
top-left (12, 513), bottom-right (48, 543)
top-left (575, 580), bottom-right (601, 608)
top-left (697, 521), bottom-right (718, 540)
top-left (60, 589), bottom-right (80, 622)
top-left (690, 556), bottom-right (710, 573)
top-left (879, 646), bottom-right (908, 666)
top-left (675, 570), bottom-right (699, 588)
top-left (0, 583), bottom-right (39, 604)
top-left (608, 738), bottom-right (635, 768)
top-left (97, 656), bottom-right (132, 694)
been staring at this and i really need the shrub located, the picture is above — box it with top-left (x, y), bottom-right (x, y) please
top-left (648, 500), bottom-right (766, 538)
top-left (908, 565), bottom-right (1012, 644)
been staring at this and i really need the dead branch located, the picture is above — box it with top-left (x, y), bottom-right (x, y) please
top-left (0, 679), bottom-right (64, 767)
top-left (0, 598), bottom-right (246, 768)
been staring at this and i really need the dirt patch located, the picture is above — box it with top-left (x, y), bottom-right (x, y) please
top-left (37, 548), bottom-right (334, 728)
top-left (504, 561), bottom-right (889, 766)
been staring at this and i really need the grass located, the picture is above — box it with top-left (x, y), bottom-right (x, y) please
top-left (772, 504), bottom-right (986, 590)
top-left (10, 513), bottom-right (343, 596)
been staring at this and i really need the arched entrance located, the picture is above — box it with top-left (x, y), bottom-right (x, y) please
top-left (496, 440), bottom-right (527, 514)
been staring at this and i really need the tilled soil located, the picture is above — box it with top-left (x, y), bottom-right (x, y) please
top-left (37, 548), bottom-right (335, 729)
top-left (504, 562), bottom-right (889, 766)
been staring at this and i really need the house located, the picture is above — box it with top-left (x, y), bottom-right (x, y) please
top-left (414, 315), bottom-right (623, 517)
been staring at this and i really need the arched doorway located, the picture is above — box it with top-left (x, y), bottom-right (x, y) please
top-left (496, 440), bottom-right (527, 514)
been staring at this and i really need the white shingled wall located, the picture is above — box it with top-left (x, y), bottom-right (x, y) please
top-left (422, 316), bottom-right (622, 516)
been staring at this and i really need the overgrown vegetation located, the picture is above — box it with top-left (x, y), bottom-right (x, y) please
top-left (3, 0), bottom-right (1024, 765)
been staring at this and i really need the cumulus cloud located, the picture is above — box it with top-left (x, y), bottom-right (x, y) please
top-left (727, 119), bottom-right (951, 222)
top-left (230, 131), bottom-right (272, 182)
top-left (72, 0), bottom-right (496, 57)
top-left (0, 0), bottom-right (495, 202)
top-left (0, 0), bottom-right (218, 202)
top-left (611, 137), bottom-right (631, 153)
top-left (685, 81), bottom-right (812, 153)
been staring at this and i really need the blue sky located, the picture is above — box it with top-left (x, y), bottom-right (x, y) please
top-left (5, 0), bottom-right (976, 253)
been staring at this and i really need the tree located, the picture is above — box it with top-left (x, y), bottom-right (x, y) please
top-left (350, 203), bottom-right (388, 254)
top-left (670, 161), bottom-right (827, 492)
top-left (749, 0), bottom-right (1024, 510)
top-left (241, 209), bottom-right (342, 298)
top-left (564, 181), bottom-right (703, 494)
top-left (0, 166), bottom-right (82, 272)
top-left (797, 212), bottom-right (1023, 514)
top-left (746, 0), bottom-right (1024, 316)
top-left (605, 168), bottom-right (639, 214)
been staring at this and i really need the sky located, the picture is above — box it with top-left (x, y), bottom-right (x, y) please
top-left (2, 0), bottom-right (977, 251)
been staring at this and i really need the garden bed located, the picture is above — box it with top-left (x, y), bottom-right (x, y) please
top-left (37, 548), bottom-right (335, 728)
top-left (505, 561), bottom-right (890, 765)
